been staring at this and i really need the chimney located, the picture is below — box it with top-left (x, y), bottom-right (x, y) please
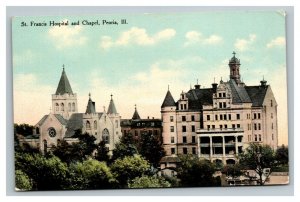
top-left (194, 79), bottom-right (200, 89)
top-left (194, 84), bottom-right (200, 89)
top-left (147, 116), bottom-right (149, 119)
top-left (212, 83), bottom-right (218, 93)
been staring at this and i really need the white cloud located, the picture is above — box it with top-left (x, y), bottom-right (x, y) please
top-left (14, 73), bottom-right (53, 125)
top-left (13, 50), bottom-right (36, 66)
top-left (234, 34), bottom-right (256, 52)
top-left (48, 19), bottom-right (87, 49)
top-left (184, 31), bottom-right (223, 47)
top-left (100, 27), bottom-right (176, 49)
top-left (266, 37), bottom-right (286, 48)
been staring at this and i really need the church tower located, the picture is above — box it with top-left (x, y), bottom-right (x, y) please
top-left (229, 51), bottom-right (241, 84)
top-left (52, 66), bottom-right (78, 120)
top-left (107, 94), bottom-right (122, 148)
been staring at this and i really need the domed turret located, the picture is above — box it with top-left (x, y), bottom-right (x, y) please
top-left (228, 51), bottom-right (241, 84)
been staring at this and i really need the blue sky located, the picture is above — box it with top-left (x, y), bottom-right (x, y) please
top-left (12, 11), bottom-right (288, 145)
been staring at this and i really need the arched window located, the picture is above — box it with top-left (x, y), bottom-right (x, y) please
top-left (68, 103), bottom-right (71, 112)
top-left (61, 103), bottom-right (64, 111)
top-left (102, 128), bottom-right (109, 144)
top-left (72, 103), bottom-right (75, 112)
top-left (43, 140), bottom-right (47, 153)
top-left (94, 120), bottom-right (97, 129)
top-left (55, 103), bottom-right (59, 111)
top-left (86, 121), bottom-right (91, 129)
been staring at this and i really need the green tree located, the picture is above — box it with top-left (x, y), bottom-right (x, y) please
top-left (222, 163), bottom-right (243, 179)
top-left (139, 131), bottom-right (165, 168)
top-left (52, 132), bottom-right (97, 164)
top-left (15, 152), bottom-right (68, 190)
top-left (177, 154), bottom-right (219, 187)
top-left (239, 143), bottom-right (276, 185)
top-left (68, 159), bottom-right (116, 190)
top-left (15, 170), bottom-right (33, 191)
top-left (128, 175), bottom-right (171, 188)
top-left (112, 133), bottom-right (138, 161)
top-left (110, 155), bottom-right (151, 188)
top-left (14, 123), bottom-right (34, 137)
top-left (95, 140), bottom-right (110, 163)
top-left (275, 144), bottom-right (289, 165)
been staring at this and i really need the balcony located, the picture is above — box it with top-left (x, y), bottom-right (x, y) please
top-left (197, 127), bottom-right (244, 134)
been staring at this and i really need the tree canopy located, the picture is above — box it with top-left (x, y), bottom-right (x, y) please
top-left (68, 159), bottom-right (116, 190)
top-left (239, 143), bottom-right (276, 185)
top-left (177, 154), bottom-right (220, 187)
top-left (139, 131), bottom-right (165, 168)
top-left (52, 132), bottom-right (97, 164)
top-left (112, 133), bottom-right (138, 161)
top-left (110, 155), bottom-right (151, 187)
top-left (128, 175), bottom-right (171, 188)
top-left (15, 152), bottom-right (68, 190)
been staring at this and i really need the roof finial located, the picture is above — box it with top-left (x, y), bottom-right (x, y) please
top-left (232, 51), bottom-right (236, 57)
top-left (263, 75), bottom-right (265, 81)
top-left (110, 93), bottom-right (113, 100)
top-left (62, 64), bottom-right (65, 71)
top-left (214, 77), bottom-right (215, 83)
top-left (89, 92), bottom-right (91, 99)
top-left (134, 104), bottom-right (137, 110)
top-left (190, 83), bottom-right (192, 90)
top-left (168, 84), bottom-right (169, 91)
top-left (197, 79), bottom-right (199, 85)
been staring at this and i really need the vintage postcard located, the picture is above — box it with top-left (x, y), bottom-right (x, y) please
top-left (13, 11), bottom-right (288, 191)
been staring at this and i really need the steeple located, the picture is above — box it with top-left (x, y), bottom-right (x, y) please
top-left (85, 93), bottom-right (96, 114)
top-left (107, 94), bottom-right (118, 114)
top-left (161, 87), bottom-right (176, 108)
top-left (228, 51), bottom-right (241, 84)
top-left (132, 104), bottom-right (141, 120)
top-left (55, 65), bottom-right (73, 95)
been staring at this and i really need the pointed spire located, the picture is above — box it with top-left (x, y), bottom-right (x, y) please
top-left (55, 66), bottom-right (73, 95)
top-left (161, 87), bottom-right (176, 108)
top-left (132, 104), bottom-right (141, 120)
top-left (107, 94), bottom-right (118, 114)
top-left (85, 93), bottom-right (96, 114)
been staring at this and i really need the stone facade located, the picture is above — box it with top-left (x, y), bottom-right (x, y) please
top-left (121, 106), bottom-right (162, 144)
top-left (20, 67), bottom-right (122, 153)
top-left (161, 52), bottom-right (278, 164)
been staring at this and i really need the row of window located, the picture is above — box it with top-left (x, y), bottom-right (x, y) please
top-left (253, 113), bottom-right (261, 119)
top-left (218, 92), bottom-right (227, 98)
top-left (136, 122), bottom-right (156, 127)
top-left (170, 147), bottom-right (197, 155)
top-left (207, 113), bottom-right (240, 121)
top-left (86, 120), bottom-right (119, 130)
top-left (123, 129), bottom-right (159, 136)
top-left (170, 125), bottom-right (196, 133)
top-left (55, 102), bottom-right (75, 112)
top-left (171, 136), bottom-right (196, 144)
top-left (179, 103), bottom-right (187, 110)
top-left (170, 115), bottom-right (196, 122)
top-left (218, 102), bottom-right (227, 109)
top-left (207, 124), bottom-right (241, 130)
